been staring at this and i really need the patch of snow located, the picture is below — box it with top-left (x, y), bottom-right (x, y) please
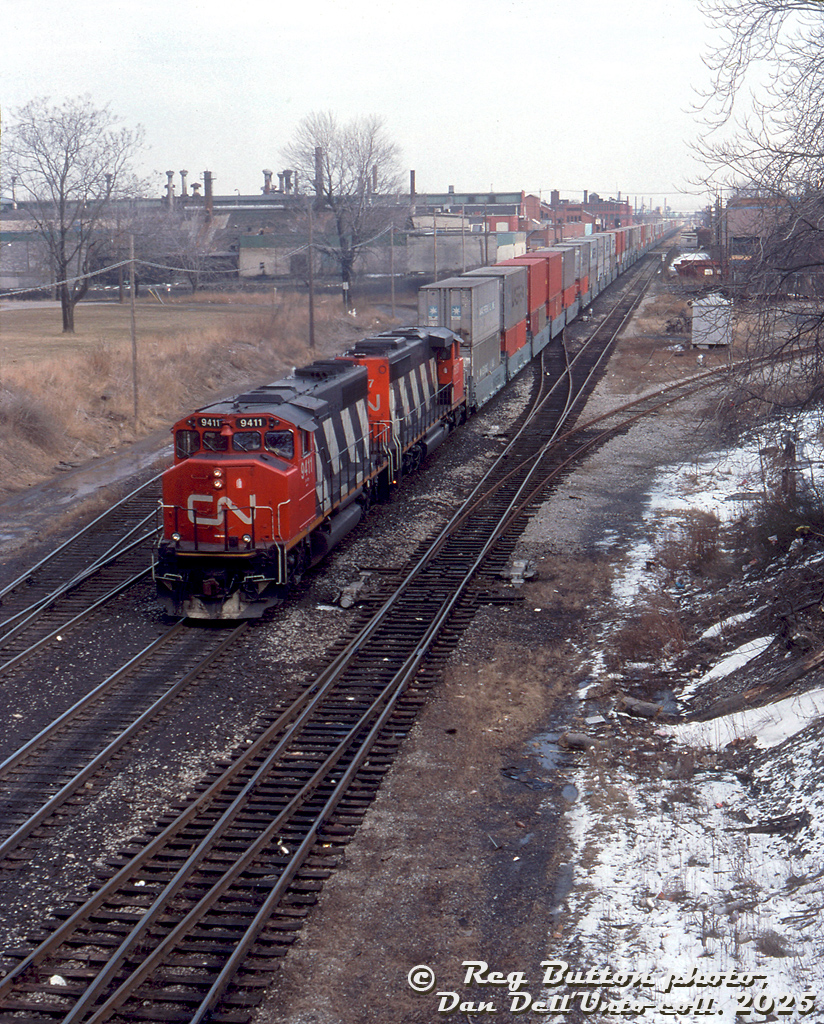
top-left (666, 685), bottom-right (824, 751)
top-left (549, 417), bottom-right (824, 1020)
top-left (700, 610), bottom-right (765, 640)
top-left (678, 636), bottom-right (775, 702)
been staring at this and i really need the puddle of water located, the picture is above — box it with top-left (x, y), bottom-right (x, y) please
top-left (532, 731), bottom-right (575, 771)
top-left (561, 783), bottom-right (579, 803)
top-left (550, 862), bottom-right (575, 922)
top-left (654, 688), bottom-right (679, 715)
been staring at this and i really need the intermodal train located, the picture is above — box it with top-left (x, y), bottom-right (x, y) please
top-left (154, 220), bottom-right (667, 618)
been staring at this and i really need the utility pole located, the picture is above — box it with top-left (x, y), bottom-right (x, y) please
top-left (308, 204), bottom-right (315, 350)
top-left (129, 233), bottom-right (138, 428)
top-left (390, 224), bottom-right (396, 319)
top-left (433, 210), bottom-right (437, 281)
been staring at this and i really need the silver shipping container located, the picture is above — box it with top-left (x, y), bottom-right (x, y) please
top-left (466, 330), bottom-right (502, 384)
top-left (589, 234), bottom-right (606, 278)
top-left (560, 237), bottom-right (593, 282)
top-left (548, 246), bottom-right (578, 290)
top-left (418, 275), bottom-right (500, 345)
top-left (464, 265), bottom-right (528, 331)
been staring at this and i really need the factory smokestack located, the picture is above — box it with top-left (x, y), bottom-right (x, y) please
top-left (410, 169), bottom-right (416, 197)
top-left (263, 169), bottom-right (274, 194)
top-left (180, 170), bottom-right (189, 198)
top-left (204, 170), bottom-right (213, 219)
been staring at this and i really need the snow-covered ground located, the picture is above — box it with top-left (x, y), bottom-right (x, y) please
top-left (547, 424), bottom-right (824, 1022)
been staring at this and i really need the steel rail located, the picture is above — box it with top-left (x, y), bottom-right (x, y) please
top-left (0, 474), bottom-right (162, 602)
top-left (0, 621), bottom-right (246, 862)
top-left (0, 527), bottom-right (157, 645)
top-left (0, 567), bottom-right (151, 676)
top-left (67, 663), bottom-right (416, 1023)
top-left (0, 253), bottom-right (677, 1020)
top-left (0, 621), bottom-right (186, 784)
top-left (58, 364), bottom-right (581, 1022)
top-left (0, 621), bottom-right (382, 996)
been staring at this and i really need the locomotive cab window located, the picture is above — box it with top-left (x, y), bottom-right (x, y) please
top-left (265, 429), bottom-right (295, 459)
top-left (202, 431), bottom-right (229, 452)
top-left (175, 429), bottom-right (200, 459)
top-left (232, 431), bottom-right (262, 452)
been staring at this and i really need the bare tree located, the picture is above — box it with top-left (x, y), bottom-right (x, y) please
top-left (5, 96), bottom-right (144, 332)
top-left (150, 211), bottom-right (232, 293)
top-left (284, 112), bottom-right (403, 307)
top-left (696, 1), bottom-right (824, 413)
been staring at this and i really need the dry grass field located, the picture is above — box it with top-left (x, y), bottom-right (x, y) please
top-left (0, 291), bottom-right (402, 495)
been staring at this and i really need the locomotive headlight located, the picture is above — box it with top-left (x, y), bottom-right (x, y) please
top-left (212, 467), bottom-right (224, 477)
top-left (213, 478), bottom-right (224, 489)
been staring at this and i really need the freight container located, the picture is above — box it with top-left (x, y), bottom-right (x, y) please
top-left (520, 249), bottom-right (564, 343)
top-left (464, 265), bottom-right (528, 331)
top-left (547, 246), bottom-right (577, 291)
top-left (614, 227), bottom-right (627, 264)
top-left (466, 331), bottom-right (506, 408)
top-left (503, 319), bottom-right (528, 357)
top-left (504, 320), bottom-right (531, 378)
top-left (562, 238), bottom-right (593, 304)
top-left (498, 256), bottom-right (549, 337)
top-left (588, 234), bottom-right (606, 292)
top-left (418, 276), bottom-right (500, 345)
top-left (551, 246), bottom-right (581, 321)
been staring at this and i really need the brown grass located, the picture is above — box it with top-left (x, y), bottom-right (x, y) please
top-left (0, 292), bottom-right (400, 495)
top-left (654, 510), bottom-right (723, 577)
top-left (609, 596), bottom-right (687, 665)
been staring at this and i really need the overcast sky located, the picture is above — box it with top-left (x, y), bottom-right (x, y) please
top-left (4, 0), bottom-right (718, 213)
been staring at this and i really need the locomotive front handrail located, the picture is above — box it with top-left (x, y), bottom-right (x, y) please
top-left (159, 503), bottom-right (275, 548)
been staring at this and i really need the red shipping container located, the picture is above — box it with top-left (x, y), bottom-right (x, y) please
top-left (562, 284), bottom-right (577, 309)
top-left (527, 249), bottom-right (564, 315)
top-left (503, 320), bottom-right (528, 357)
top-left (499, 256), bottom-right (549, 311)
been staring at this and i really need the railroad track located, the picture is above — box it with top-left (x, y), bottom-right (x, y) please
top-left (0, 253), bottom-right (692, 1023)
top-left (0, 478), bottom-right (162, 664)
top-left (0, 621), bottom-right (246, 864)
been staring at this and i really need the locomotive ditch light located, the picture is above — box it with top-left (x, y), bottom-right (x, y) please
top-left (171, 532), bottom-right (181, 543)
top-left (242, 534), bottom-right (252, 547)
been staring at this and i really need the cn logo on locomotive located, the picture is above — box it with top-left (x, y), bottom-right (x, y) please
top-left (187, 494), bottom-right (257, 526)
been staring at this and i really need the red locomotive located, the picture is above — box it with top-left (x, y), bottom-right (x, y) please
top-left (155, 221), bottom-right (668, 618)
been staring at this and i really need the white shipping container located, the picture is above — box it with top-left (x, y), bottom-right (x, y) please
top-left (691, 294), bottom-right (733, 348)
